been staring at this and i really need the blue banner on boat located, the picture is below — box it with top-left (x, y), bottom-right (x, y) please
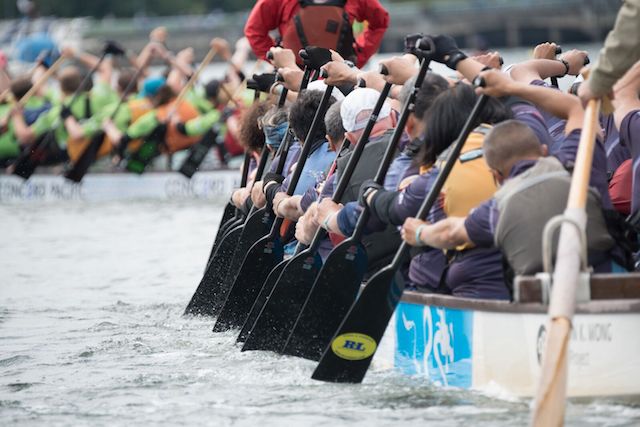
top-left (395, 303), bottom-right (473, 388)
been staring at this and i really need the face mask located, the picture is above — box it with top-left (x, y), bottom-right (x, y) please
top-left (263, 122), bottom-right (288, 149)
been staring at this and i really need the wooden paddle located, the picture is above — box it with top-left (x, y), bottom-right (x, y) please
top-left (11, 51), bottom-right (107, 179)
top-left (239, 81), bottom-right (393, 353)
top-left (311, 85), bottom-right (489, 383)
top-left (530, 98), bottom-right (600, 426)
top-left (283, 56), bottom-right (435, 361)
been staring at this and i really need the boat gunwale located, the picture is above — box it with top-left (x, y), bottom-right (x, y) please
top-left (399, 290), bottom-right (640, 314)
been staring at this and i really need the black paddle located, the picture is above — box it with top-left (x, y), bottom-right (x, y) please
top-left (240, 80), bottom-right (393, 353)
top-left (311, 83), bottom-right (489, 384)
top-left (184, 144), bottom-right (271, 317)
top-left (213, 77), bottom-right (337, 333)
top-left (12, 45), bottom-right (115, 179)
top-left (283, 55), bottom-right (436, 361)
top-left (550, 46), bottom-right (562, 88)
top-left (213, 152), bottom-right (252, 248)
top-left (184, 65), bottom-right (312, 317)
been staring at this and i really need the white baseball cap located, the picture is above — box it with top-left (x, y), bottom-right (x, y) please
top-left (307, 80), bottom-right (345, 102)
top-left (340, 87), bottom-right (391, 132)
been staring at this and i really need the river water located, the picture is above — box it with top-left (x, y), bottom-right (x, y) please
top-left (1, 200), bottom-right (639, 426)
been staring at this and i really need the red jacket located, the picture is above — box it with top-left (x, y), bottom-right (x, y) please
top-left (244, 0), bottom-right (389, 68)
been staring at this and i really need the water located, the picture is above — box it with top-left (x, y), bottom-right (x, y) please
top-left (1, 200), bottom-right (639, 426)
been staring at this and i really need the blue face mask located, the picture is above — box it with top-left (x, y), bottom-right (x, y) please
top-left (263, 122), bottom-right (288, 149)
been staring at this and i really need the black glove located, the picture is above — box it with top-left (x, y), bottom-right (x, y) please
top-left (358, 179), bottom-right (384, 207)
top-left (103, 40), bottom-right (126, 57)
top-left (404, 33), bottom-right (424, 54)
top-left (429, 34), bottom-right (467, 70)
top-left (302, 46), bottom-right (332, 70)
top-left (60, 105), bottom-right (73, 120)
top-left (252, 72), bottom-right (277, 93)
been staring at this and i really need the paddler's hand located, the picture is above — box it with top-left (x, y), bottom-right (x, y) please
top-left (470, 51), bottom-right (502, 70)
top-left (295, 205), bottom-right (320, 244)
top-left (401, 217), bottom-right (429, 247)
top-left (251, 180), bottom-right (267, 208)
top-left (60, 46), bottom-right (76, 59)
top-left (378, 55), bottom-right (419, 85)
top-left (210, 38), bottom-right (231, 60)
top-left (533, 42), bottom-right (559, 60)
top-left (474, 69), bottom-right (517, 98)
top-left (102, 118), bottom-right (123, 146)
top-left (320, 61), bottom-right (359, 86)
top-left (559, 49), bottom-right (589, 76)
top-left (314, 198), bottom-right (342, 228)
top-left (231, 187), bottom-right (251, 209)
top-left (150, 26), bottom-right (168, 44)
top-left (277, 67), bottom-right (304, 92)
top-left (268, 47), bottom-right (297, 70)
top-left (176, 47), bottom-right (195, 66)
top-left (272, 192), bottom-right (289, 217)
top-left (355, 70), bottom-right (387, 92)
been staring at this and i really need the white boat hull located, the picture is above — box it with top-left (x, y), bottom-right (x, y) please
top-left (373, 295), bottom-right (640, 398)
top-left (0, 171), bottom-right (239, 204)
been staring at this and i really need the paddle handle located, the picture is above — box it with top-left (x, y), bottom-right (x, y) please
top-left (17, 55), bottom-right (66, 109)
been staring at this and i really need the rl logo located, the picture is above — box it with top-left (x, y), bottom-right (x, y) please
top-left (342, 340), bottom-right (365, 351)
top-left (332, 333), bottom-right (377, 360)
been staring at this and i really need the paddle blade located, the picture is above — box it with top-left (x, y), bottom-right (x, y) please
top-left (210, 215), bottom-right (244, 263)
top-left (282, 239), bottom-right (367, 360)
top-left (220, 208), bottom-right (274, 302)
top-left (311, 266), bottom-right (404, 383)
top-left (213, 235), bottom-right (284, 332)
top-left (64, 132), bottom-right (105, 183)
top-left (184, 225), bottom-right (242, 317)
top-left (179, 133), bottom-right (215, 178)
top-left (237, 258), bottom-right (289, 343)
top-left (241, 250), bottom-right (323, 353)
top-left (214, 202), bottom-right (238, 242)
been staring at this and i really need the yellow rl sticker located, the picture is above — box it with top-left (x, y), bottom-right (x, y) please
top-left (331, 333), bottom-right (377, 361)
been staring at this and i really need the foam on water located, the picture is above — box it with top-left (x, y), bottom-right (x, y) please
top-left (1, 201), bottom-right (638, 426)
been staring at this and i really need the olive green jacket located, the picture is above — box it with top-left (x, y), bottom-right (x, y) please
top-left (589, 0), bottom-right (640, 96)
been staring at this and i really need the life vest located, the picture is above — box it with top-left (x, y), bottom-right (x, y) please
top-left (280, 0), bottom-right (356, 64)
top-left (435, 124), bottom-right (497, 251)
top-left (156, 100), bottom-right (200, 153)
top-left (494, 156), bottom-right (614, 276)
top-left (66, 134), bottom-right (112, 163)
top-left (125, 98), bottom-right (154, 152)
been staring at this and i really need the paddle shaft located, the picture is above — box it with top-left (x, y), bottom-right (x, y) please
top-left (264, 82), bottom-right (335, 239)
top-left (351, 58), bottom-right (432, 241)
top-left (531, 98), bottom-right (600, 427)
top-left (389, 94), bottom-right (489, 270)
top-left (304, 82), bottom-right (392, 253)
top-left (17, 56), bottom-right (66, 109)
top-left (169, 48), bottom-right (218, 117)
